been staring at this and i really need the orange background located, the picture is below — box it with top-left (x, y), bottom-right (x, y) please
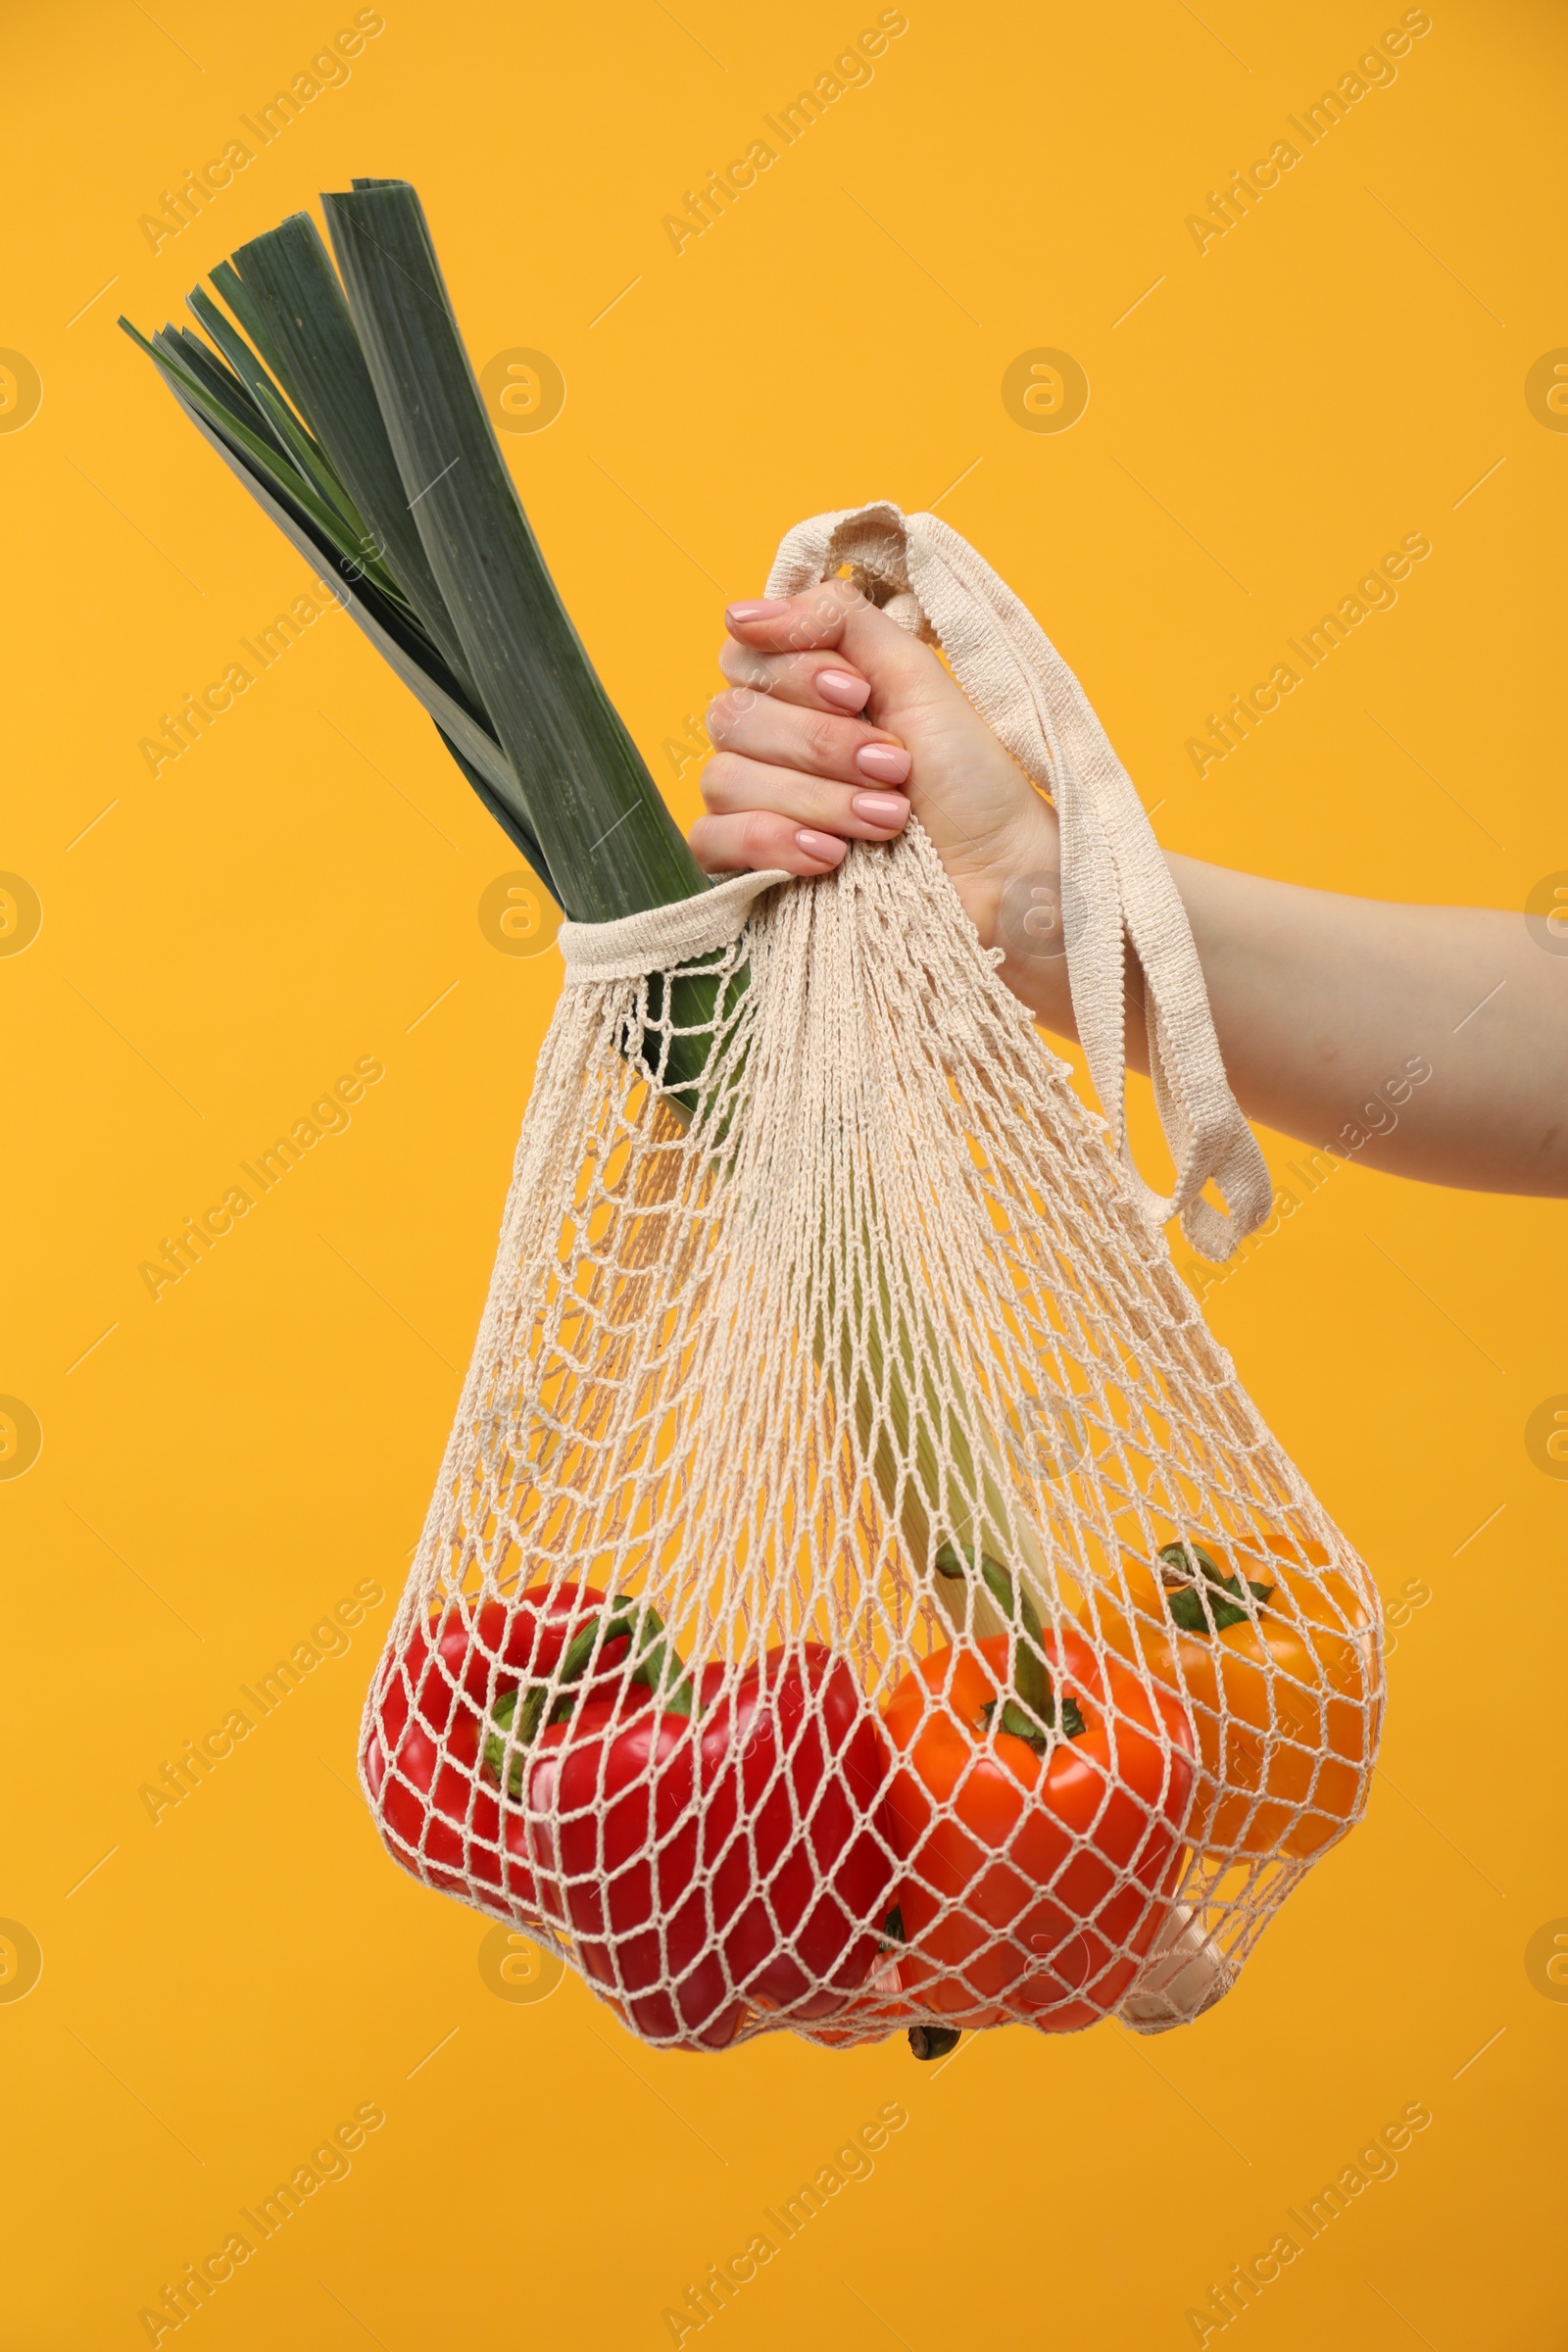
top-left (1, 2), bottom-right (1563, 2345)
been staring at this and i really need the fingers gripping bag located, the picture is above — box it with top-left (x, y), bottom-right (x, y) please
top-left (359, 503), bottom-right (1384, 2052)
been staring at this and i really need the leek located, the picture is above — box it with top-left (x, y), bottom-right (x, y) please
top-left (121, 180), bottom-right (1040, 1653)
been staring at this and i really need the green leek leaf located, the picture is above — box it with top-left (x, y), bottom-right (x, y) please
top-left (221, 216), bottom-right (479, 697)
top-left (125, 317), bottom-right (411, 610)
top-left (155, 372), bottom-right (556, 890)
top-left (320, 178), bottom-right (705, 924)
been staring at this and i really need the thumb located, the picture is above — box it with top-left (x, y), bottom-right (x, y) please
top-left (834, 594), bottom-right (954, 733)
top-left (839, 590), bottom-right (1048, 883)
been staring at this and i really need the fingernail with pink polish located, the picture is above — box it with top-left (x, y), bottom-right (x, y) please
top-left (726, 599), bottom-right (791, 626)
top-left (852, 793), bottom-right (908, 829)
top-left (796, 829), bottom-right (846, 862)
top-left (815, 667), bottom-right (870, 711)
top-left (855, 742), bottom-right (910, 783)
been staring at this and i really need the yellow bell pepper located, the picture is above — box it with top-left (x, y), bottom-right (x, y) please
top-left (1076, 1534), bottom-right (1378, 1860)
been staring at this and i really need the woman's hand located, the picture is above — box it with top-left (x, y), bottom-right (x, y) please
top-left (686, 578), bottom-right (1568, 1198)
top-left (689, 579), bottom-right (1060, 964)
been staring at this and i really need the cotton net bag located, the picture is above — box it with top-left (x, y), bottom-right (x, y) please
top-left (359, 503), bottom-right (1383, 2051)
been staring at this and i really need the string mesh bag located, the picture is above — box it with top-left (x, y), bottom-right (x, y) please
top-left (359, 504), bottom-right (1384, 2052)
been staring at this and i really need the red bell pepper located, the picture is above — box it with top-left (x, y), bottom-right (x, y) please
top-left (499, 1602), bottom-right (897, 2049)
top-left (880, 1548), bottom-right (1196, 2032)
top-left (362, 1584), bottom-right (646, 1905)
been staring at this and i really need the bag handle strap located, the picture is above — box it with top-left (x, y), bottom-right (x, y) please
top-left (766, 501), bottom-right (1271, 1260)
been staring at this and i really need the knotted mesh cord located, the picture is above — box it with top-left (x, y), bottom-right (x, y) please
top-left (358, 521), bottom-right (1384, 2051)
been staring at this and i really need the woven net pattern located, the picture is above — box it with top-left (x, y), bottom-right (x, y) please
top-left (359, 815), bottom-right (1382, 2051)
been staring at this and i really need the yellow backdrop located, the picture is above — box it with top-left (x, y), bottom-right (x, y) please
top-left (3, 2), bottom-right (1563, 2345)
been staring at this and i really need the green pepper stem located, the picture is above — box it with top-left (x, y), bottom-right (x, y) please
top-left (1157, 1542), bottom-right (1274, 1638)
top-left (482, 1601), bottom-right (695, 1797)
top-left (934, 1544), bottom-right (1083, 1747)
top-left (908, 2024), bottom-right (962, 2061)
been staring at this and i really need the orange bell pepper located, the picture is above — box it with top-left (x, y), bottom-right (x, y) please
top-left (1077, 1534), bottom-right (1378, 1860)
top-left (879, 1551), bottom-right (1195, 2032)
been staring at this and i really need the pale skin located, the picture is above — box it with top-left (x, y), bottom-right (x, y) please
top-left (689, 581), bottom-right (1568, 1198)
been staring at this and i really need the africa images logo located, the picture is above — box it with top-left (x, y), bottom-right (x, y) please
top-left (137, 1056), bottom-right (385, 1300)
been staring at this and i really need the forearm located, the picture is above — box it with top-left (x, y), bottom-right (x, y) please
top-left (1002, 830), bottom-right (1568, 1196)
